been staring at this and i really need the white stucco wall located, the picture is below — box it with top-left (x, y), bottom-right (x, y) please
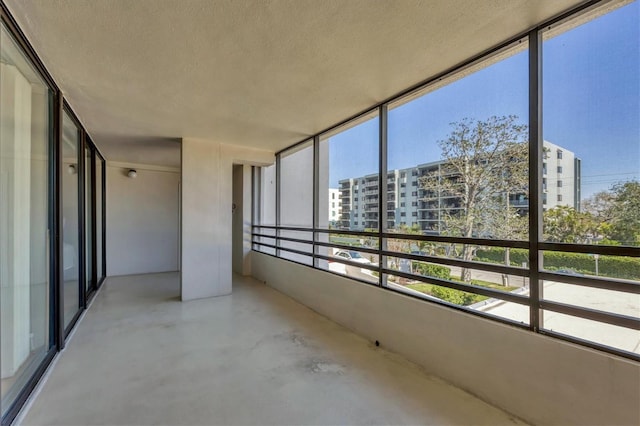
top-left (106, 163), bottom-right (180, 276)
top-left (181, 139), bottom-right (272, 301)
top-left (251, 252), bottom-right (640, 426)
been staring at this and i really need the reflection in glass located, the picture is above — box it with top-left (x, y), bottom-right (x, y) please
top-left (62, 112), bottom-right (80, 328)
top-left (0, 23), bottom-right (52, 416)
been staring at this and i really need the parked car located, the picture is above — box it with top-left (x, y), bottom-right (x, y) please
top-left (556, 268), bottom-right (584, 276)
top-left (334, 250), bottom-right (371, 264)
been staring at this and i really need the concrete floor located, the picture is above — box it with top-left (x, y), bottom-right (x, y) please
top-left (20, 272), bottom-right (526, 426)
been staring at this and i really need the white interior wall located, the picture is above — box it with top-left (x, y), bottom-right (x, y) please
top-left (251, 252), bottom-right (640, 426)
top-left (181, 139), bottom-right (272, 301)
top-left (106, 163), bottom-right (180, 276)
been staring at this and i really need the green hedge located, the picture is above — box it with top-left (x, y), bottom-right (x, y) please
top-left (413, 262), bottom-right (451, 280)
top-left (476, 248), bottom-right (640, 280)
top-left (431, 286), bottom-right (483, 305)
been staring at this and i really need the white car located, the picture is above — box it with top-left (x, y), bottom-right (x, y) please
top-left (334, 250), bottom-right (371, 264)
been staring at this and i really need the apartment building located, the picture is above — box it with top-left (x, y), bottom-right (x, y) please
top-left (338, 142), bottom-right (580, 232)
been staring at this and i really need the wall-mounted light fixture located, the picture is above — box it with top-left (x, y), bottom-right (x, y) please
top-left (127, 169), bottom-right (137, 179)
top-left (67, 164), bottom-right (77, 175)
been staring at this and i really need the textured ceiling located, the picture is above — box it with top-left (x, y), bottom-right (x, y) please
top-left (6, 0), bottom-right (586, 164)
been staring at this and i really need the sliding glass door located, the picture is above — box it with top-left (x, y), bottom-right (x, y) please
top-left (61, 111), bottom-right (81, 329)
top-left (0, 22), bottom-right (54, 418)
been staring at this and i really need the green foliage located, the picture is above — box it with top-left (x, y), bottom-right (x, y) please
top-left (543, 205), bottom-right (598, 244)
top-left (413, 262), bottom-right (451, 280)
top-left (477, 247), bottom-right (640, 280)
top-left (476, 248), bottom-right (528, 266)
top-left (430, 286), bottom-right (478, 305)
top-left (608, 181), bottom-right (640, 246)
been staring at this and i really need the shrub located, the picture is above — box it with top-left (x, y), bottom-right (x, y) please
top-left (476, 247), bottom-right (640, 280)
top-left (431, 286), bottom-right (479, 305)
top-left (413, 262), bottom-right (451, 280)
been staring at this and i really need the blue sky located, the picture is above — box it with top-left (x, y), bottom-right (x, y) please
top-left (327, 1), bottom-right (639, 199)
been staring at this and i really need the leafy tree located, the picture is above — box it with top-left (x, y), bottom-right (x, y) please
top-left (419, 116), bottom-right (528, 282)
top-left (581, 180), bottom-right (639, 246)
top-left (543, 205), bottom-right (598, 244)
top-left (387, 224), bottom-right (422, 271)
top-left (608, 181), bottom-right (640, 246)
top-left (487, 205), bottom-right (528, 285)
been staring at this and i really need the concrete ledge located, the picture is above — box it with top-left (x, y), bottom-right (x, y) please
top-left (252, 252), bottom-right (640, 426)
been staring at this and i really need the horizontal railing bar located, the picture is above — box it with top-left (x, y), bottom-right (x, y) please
top-left (314, 241), bottom-right (381, 256)
top-left (315, 228), bottom-right (380, 237)
top-left (315, 253), bottom-right (380, 273)
top-left (539, 271), bottom-right (640, 294)
top-left (252, 242), bottom-right (313, 259)
top-left (540, 300), bottom-right (640, 330)
top-left (252, 233), bottom-right (277, 239)
top-left (538, 242), bottom-right (640, 257)
top-left (383, 250), bottom-right (528, 277)
top-left (382, 233), bottom-right (530, 248)
top-left (253, 225), bottom-right (313, 233)
top-left (274, 235), bottom-right (313, 245)
top-left (381, 268), bottom-right (530, 305)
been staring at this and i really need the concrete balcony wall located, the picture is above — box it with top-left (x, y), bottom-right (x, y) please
top-left (252, 251), bottom-right (640, 426)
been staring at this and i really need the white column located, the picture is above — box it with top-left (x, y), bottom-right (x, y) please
top-left (181, 139), bottom-right (228, 300)
top-left (181, 139), bottom-right (274, 301)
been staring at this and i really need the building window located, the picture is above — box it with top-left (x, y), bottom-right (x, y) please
top-left (412, 212), bottom-right (418, 216)
top-left (400, 192), bottom-right (406, 197)
top-left (412, 201), bottom-right (418, 206)
top-left (557, 149), bottom-right (563, 159)
top-left (411, 191), bottom-right (418, 196)
top-left (557, 166), bottom-right (563, 173)
top-left (557, 194), bottom-right (563, 202)
top-left (401, 212), bottom-right (406, 217)
top-left (557, 180), bottom-right (563, 187)
top-left (400, 202), bottom-right (405, 207)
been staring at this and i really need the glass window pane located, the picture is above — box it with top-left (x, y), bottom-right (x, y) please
top-left (388, 41), bottom-right (529, 241)
top-left (62, 112), bottom-right (80, 328)
top-left (259, 164), bottom-right (276, 226)
top-left (280, 141), bottom-right (313, 227)
top-left (0, 22), bottom-right (52, 416)
top-left (542, 1), bottom-right (639, 247)
top-left (318, 111), bottom-right (379, 231)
